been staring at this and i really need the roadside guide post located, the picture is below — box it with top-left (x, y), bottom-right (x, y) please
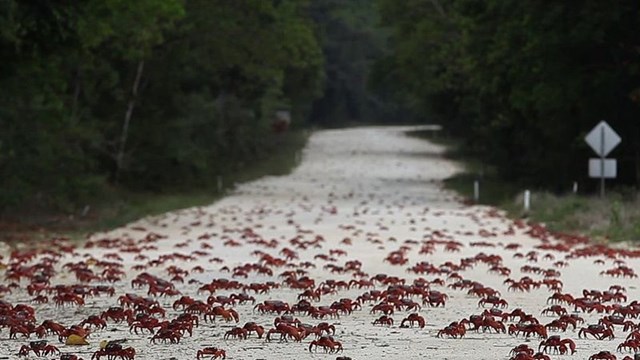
top-left (584, 121), bottom-right (621, 197)
top-left (473, 180), bottom-right (479, 203)
top-left (217, 176), bottom-right (223, 193)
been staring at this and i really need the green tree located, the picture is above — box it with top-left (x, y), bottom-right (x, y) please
top-left (309, 0), bottom-right (396, 125)
top-left (120, 0), bottom-right (324, 187)
top-left (375, 0), bottom-right (640, 189)
top-left (0, 0), bottom-right (324, 212)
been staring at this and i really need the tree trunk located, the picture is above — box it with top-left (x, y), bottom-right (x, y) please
top-left (429, 0), bottom-right (447, 18)
top-left (71, 66), bottom-right (82, 121)
top-left (115, 59), bottom-right (145, 182)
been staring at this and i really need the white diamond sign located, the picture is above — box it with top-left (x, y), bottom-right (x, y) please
top-left (585, 120), bottom-right (621, 157)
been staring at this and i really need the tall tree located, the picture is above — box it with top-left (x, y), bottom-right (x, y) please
top-left (0, 0), bottom-right (324, 211)
top-left (309, 0), bottom-right (396, 125)
top-left (375, 0), bottom-right (640, 189)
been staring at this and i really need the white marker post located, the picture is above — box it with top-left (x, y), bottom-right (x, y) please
top-left (572, 181), bottom-right (578, 194)
top-left (524, 190), bottom-right (531, 213)
top-left (217, 176), bottom-right (223, 192)
top-left (473, 180), bottom-right (479, 203)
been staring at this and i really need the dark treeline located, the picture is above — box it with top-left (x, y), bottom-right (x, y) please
top-left (0, 0), bottom-right (393, 213)
top-left (373, 0), bottom-right (640, 191)
top-left (6, 1), bottom-right (636, 215)
top-left (308, 0), bottom-right (399, 126)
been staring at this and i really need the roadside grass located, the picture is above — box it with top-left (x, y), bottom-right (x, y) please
top-left (3, 130), bottom-right (310, 243)
top-left (408, 129), bottom-right (640, 242)
top-left (406, 129), bottom-right (522, 206)
top-left (512, 192), bottom-right (640, 242)
top-left (77, 130), bottom-right (310, 236)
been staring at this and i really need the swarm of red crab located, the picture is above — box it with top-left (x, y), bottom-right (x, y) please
top-left (4, 180), bottom-right (640, 360)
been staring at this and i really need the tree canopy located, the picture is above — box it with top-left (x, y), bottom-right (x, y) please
top-left (3, 0), bottom-right (638, 214)
top-left (0, 0), bottom-right (324, 211)
top-left (374, 0), bottom-right (640, 190)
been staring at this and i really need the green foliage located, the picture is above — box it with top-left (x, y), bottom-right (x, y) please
top-left (375, 0), bottom-right (640, 190)
top-left (308, 0), bottom-right (400, 125)
top-left (78, 0), bottom-right (184, 57)
top-left (0, 0), bottom-right (324, 214)
top-left (75, 129), bottom-right (309, 235)
top-left (521, 192), bottom-right (640, 242)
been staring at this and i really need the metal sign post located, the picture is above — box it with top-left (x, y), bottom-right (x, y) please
top-left (473, 180), bottom-right (479, 203)
top-left (600, 125), bottom-right (605, 197)
top-left (584, 121), bottom-right (620, 197)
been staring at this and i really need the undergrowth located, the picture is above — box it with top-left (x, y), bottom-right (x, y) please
top-left (1, 130), bottom-right (310, 243)
top-left (408, 129), bottom-right (640, 242)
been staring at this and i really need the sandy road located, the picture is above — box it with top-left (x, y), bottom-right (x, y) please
top-left (3, 126), bottom-right (640, 360)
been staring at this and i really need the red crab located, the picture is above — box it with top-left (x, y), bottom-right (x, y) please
top-left (437, 322), bottom-right (466, 338)
top-left (79, 315), bottom-right (107, 330)
top-left (196, 347), bottom-right (226, 360)
top-left (224, 327), bottom-right (248, 340)
top-left (18, 340), bottom-right (60, 357)
top-left (372, 315), bottom-right (394, 327)
top-left (578, 324), bottom-right (614, 340)
top-left (308, 336), bottom-right (343, 353)
top-left (242, 322), bottom-right (265, 338)
top-left (91, 343), bottom-right (135, 360)
top-left (400, 313), bottom-right (425, 328)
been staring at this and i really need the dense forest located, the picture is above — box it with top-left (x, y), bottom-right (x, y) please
top-left (0, 0), bottom-right (391, 214)
top-left (1, 0), bottom-right (639, 215)
top-left (373, 0), bottom-right (640, 191)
